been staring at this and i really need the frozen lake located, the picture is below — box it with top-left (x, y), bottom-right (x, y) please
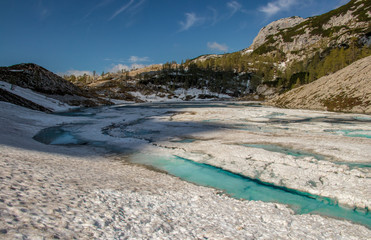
top-left (33, 101), bottom-right (371, 228)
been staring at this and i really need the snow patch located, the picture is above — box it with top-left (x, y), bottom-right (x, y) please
top-left (128, 88), bottom-right (232, 102)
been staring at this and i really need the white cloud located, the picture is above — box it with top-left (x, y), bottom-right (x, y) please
top-left (109, 64), bottom-right (130, 73)
top-left (129, 56), bottom-right (150, 63)
top-left (207, 42), bottom-right (228, 52)
top-left (108, 63), bottom-right (145, 73)
top-left (64, 70), bottom-right (93, 76)
top-left (259, 0), bottom-right (297, 17)
top-left (227, 1), bottom-right (242, 16)
top-left (130, 63), bottom-right (145, 69)
top-left (179, 12), bottom-right (202, 31)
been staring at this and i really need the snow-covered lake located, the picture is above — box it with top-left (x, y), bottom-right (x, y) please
top-left (32, 101), bottom-right (371, 228)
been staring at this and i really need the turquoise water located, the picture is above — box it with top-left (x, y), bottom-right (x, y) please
top-left (243, 144), bottom-right (326, 160)
top-left (130, 153), bottom-right (371, 228)
top-left (33, 126), bottom-right (86, 145)
top-left (171, 138), bottom-right (196, 143)
top-left (265, 112), bottom-right (286, 118)
top-left (324, 129), bottom-right (371, 139)
top-left (353, 116), bottom-right (371, 121)
top-left (335, 162), bottom-right (371, 169)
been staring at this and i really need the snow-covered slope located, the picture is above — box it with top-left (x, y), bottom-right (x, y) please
top-left (0, 81), bottom-right (76, 112)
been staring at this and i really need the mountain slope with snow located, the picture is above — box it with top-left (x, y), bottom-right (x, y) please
top-left (0, 81), bottom-right (75, 112)
top-left (0, 63), bottom-right (113, 111)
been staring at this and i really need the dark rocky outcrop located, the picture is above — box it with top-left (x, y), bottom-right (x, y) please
top-left (0, 63), bottom-right (82, 95)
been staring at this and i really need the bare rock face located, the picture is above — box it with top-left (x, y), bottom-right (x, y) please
top-left (256, 84), bottom-right (277, 97)
top-left (249, 16), bottom-right (306, 50)
top-left (246, 0), bottom-right (371, 64)
top-left (0, 63), bottom-right (83, 95)
top-left (268, 55), bottom-right (371, 114)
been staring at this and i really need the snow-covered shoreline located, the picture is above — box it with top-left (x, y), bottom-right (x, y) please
top-left (0, 99), bottom-right (371, 238)
top-left (0, 101), bottom-right (370, 239)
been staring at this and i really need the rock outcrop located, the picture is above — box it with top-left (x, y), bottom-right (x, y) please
top-left (268, 55), bottom-right (371, 114)
top-left (248, 16), bottom-right (306, 51)
top-left (0, 63), bottom-right (112, 110)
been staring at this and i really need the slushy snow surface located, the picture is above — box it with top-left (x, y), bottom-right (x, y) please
top-left (0, 100), bottom-right (370, 239)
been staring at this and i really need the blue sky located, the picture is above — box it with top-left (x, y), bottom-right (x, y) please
top-left (0, 0), bottom-right (349, 75)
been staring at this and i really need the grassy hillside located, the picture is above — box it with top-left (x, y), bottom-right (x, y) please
top-left (268, 55), bottom-right (371, 113)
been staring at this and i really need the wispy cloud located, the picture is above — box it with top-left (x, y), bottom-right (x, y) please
top-left (109, 0), bottom-right (134, 20)
top-left (37, 0), bottom-right (50, 20)
top-left (207, 42), bottom-right (228, 52)
top-left (109, 0), bottom-right (146, 21)
top-left (227, 1), bottom-right (242, 16)
top-left (178, 2), bottom-right (246, 31)
top-left (208, 7), bottom-right (219, 25)
top-left (84, 0), bottom-right (113, 19)
top-left (179, 12), bottom-right (203, 31)
top-left (129, 56), bottom-right (150, 63)
top-left (259, 0), bottom-right (297, 17)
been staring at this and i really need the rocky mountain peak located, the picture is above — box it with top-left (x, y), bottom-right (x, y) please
top-left (249, 16), bottom-right (306, 50)
top-left (246, 0), bottom-right (370, 64)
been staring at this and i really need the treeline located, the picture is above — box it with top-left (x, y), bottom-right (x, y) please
top-left (277, 42), bottom-right (371, 91)
top-left (64, 74), bottom-right (93, 85)
top-left (64, 70), bottom-right (132, 87)
top-left (180, 40), bottom-right (371, 93)
top-left (63, 39), bottom-right (370, 98)
top-left (131, 41), bottom-right (371, 97)
top-left (185, 52), bottom-right (282, 83)
top-left (137, 63), bottom-right (251, 96)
